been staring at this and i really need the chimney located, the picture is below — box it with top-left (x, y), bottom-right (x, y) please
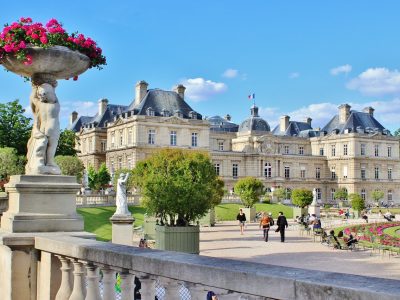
top-left (70, 111), bottom-right (78, 125)
top-left (174, 84), bottom-right (186, 99)
top-left (363, 106), bottom-right (374, 116)
top-left (338, 104), bottom-right (351, 123)
top-left (135, 80), bottom-right (149, 106)
top-left (280, 115), bottom-right (290, 132)
top-left (98, 98), bottom-right (108, 115)
top-left (304, 117), bottom-right (312, 126)
top-left (224, 114), bottom-right (231, 121)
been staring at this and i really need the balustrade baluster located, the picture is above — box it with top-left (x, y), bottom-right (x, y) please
top-left (162, 279), bottom-right (181, 300)
top-left (85, 263), bottom-right (101, 300)
top-left (101, 267), bottom-right (116, 300)
top-left (120, 271), bottom-right (134, 300)
top-left (55, 255), bottom-right (73, 300)
top-left (69, 259), bottom-right (86, 300)
top-left (136, 275), bottom-right (156, 300)
top-left (187, 283), bottom-right (207, 300)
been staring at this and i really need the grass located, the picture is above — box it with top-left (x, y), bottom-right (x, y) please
top-left (383, 226), bottom-right (400, 238)
top-left (77, 203), bottom-right (293, 241)
top-left (371, 208), bottom-right (400, 214)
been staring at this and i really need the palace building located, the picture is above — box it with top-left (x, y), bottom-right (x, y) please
top-left (69, 81), bottom-right (400, 205)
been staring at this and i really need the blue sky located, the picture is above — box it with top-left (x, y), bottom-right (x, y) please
top-left (1, 1), bottom-right (400, 131)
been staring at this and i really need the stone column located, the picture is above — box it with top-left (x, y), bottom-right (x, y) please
top-left (110, 215), bottom-right (135, 246)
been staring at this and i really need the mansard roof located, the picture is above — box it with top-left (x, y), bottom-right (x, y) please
top-left (239, 105), bottom-right (270, 132)
top-left (207, 115), bottom-right (239, 132)
top-left (322, 111), bottom-right (389, 135)
top-left (272, 121), bottom-right (314, 137)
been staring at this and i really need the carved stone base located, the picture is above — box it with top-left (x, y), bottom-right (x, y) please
top-left (0, 175), bottom-right (84, 233)
top-left (110, 214), bottom-right (134, 246)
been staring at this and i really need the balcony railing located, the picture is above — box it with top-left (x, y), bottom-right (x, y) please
top-left (34, 235), bottom-right (400, 300)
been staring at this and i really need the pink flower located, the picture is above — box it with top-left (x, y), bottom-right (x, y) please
top-left (23, 55), bottom-right (33, 65)
top-left (40, 35), bottom-right (48, 44)
top-left (18, 41), bottom-right (26, 49)
top-left (31, 33), bottom-right (39, 39)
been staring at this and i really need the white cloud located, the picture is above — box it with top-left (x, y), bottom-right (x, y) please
top-left (60, 100), bottom-right (98, 120)
top-left (330, 64), bottom-right (352, 76)
top-left (289, 72), bottom-right (300, 79)
top-left (347, 67), bottom-right (400, 96)
top-left (222, 69), bottom-right (239, 78)
top-left (179, 78), bottom-right (227, 101)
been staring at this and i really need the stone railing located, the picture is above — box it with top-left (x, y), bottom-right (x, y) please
top-left (34, 235), bottom-right (400, 300)
top-left (76, 194), bottom-right (141, 207)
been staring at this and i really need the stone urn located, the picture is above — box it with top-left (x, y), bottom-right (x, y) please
top-left (1, 46), bottom-right (90, 175)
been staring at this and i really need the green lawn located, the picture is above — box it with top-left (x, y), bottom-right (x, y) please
top-left (371, 208), bottom-right (400, 214)
top-left (78, 203), bottom-right (293, 241)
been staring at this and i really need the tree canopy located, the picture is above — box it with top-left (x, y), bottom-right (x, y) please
top-left (55, 155), bottom-right (84, 182)
top-left (0, 100), bottom-right (32, 155)
top-left (56, 129), bottom-right (78, 156)
top-left (349, 193), bottom-right (365, 212)
top-left (88, 163), bottom-right (111, 191)
top-left (234, 177), bottom-right (264, 208)
top-left (291, 189), bottom-right (313, 208)
top-left (334, 188), bottom-right (348, 201)
top-left (132, 149), bottom-right (224, 226)
top-left (371, 190), bottom-right (384, 202)
top-left (273, 187), bottom-right (287, 202)
top-left (0, 147), bottom-right (25, 180)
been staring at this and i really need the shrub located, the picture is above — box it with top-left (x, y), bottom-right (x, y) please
top-left (234, 177), bottom-right (264, 208)
top-left (291, 189), bottom-right (313, 208)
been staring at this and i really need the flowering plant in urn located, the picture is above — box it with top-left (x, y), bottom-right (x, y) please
top-left (0, 18), bottom-right (106, 175)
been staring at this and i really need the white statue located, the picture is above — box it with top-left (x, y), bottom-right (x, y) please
top-left (82, 170), bottom-right (89, 188)
top-left (25, 81), bottom-right (61, 175)
top-left (115, 173), bottom-right (130, 215)
top-left (311, 188), bottom-right (318, 206)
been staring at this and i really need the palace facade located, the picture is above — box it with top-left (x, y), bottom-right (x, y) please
top-left (70, 81), bottom-right (400, 205)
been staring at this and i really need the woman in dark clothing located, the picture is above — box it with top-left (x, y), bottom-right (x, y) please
top-left (236, 208), bottom-right (246, 235)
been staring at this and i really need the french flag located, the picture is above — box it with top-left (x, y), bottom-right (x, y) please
top-left (248, 93), bottom-right (255, 100)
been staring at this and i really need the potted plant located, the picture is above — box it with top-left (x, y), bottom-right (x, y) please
top-left (234, 177), bottom-right (264, 222)
top-left (349, 193), bottom-right (365, 219)
top-left (291, 188), bottom-right (313, 220)
top-left (132, 149), bottom-right (224, 254)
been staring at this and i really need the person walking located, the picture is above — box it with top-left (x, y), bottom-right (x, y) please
top-left (259, 212), bottom-right (271, 242)
top-left (276, 211), bottom-right (288, 242)
top-left (236, 208), bottom-right (246, 235)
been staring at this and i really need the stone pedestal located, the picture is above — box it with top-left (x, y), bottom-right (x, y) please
top-left (110, 214), bottom-right (134, 246)
top-left (308, 205), bottom-right (321, 218)
top-left (0, 175), bottom-right (84, 233)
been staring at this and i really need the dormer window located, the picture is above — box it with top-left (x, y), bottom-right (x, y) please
top-left (175, 110), bottom-right (183, 118)
top-left (146, 107), bottom-right (155, 116)
top-left (189, 111), bottom-right (197, 119)
top-left (161, 109), bottom-right (170, 117)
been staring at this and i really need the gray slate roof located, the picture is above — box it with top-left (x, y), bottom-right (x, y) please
top-left (321, 111), bottom-right (389, 135)
top-left (272, 121), bottom-right (315, 137)
top-left (207, 116), bottom-right (239, 132)
top-left (239, 106), bottom-right (270, 132)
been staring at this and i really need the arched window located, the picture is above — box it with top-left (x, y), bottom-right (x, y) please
top-left (361, 189), bottom-right (366, 201)
top-left (388, 190), bottom-right (393, 202)
top-left (264, 162), bottom-right (272, 178)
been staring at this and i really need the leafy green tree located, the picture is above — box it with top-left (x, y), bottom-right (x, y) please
top-left (291, 189), bottom-right (313, 208)
top-left (334, 188), bottom-right (348, 201)
top-left (56, 129), bottom-right (78, 156)
top-left (273, 187), bottom-right (286, 202)
top-left (87, 163), bottom-right (111, 191)
top-left (132, 149), bottom-right (224, 226)
top-left (234, 177), bottom-right (264, 208)
top-left (0, 100), bottom-right (32, 155)
top-left (0, 147), bottom-right (25, 179)
top-left (349, 193), bottom-right (365, 213)
top-left (371, 190), bottom-right (384, 203)
top-left (55, 155), bottom-right (84, 182)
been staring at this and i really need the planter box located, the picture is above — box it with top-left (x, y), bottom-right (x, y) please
top-left (293, 207), bottom-right (308, 219)
top-left (240, 207), bottom-right (256, 223)
top-left (198, 208), bottom-right (216, 227)
top-left (143, 214), bottom-right (157, 240)
top-left (155, 225), bottom-right (200, 254)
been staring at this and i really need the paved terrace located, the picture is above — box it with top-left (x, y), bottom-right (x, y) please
top-left (199, 221), bottom-right (400, 280)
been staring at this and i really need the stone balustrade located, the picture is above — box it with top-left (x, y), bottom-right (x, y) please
top-left (34, 235), bottom-right (400, 300)
top-left (76, 194), bottom-right (140, 207)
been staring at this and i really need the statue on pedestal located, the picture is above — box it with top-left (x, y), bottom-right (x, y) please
top-left (115, 173), bottom-right (130, 215)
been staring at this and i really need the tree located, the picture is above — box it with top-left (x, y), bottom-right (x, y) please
top-left (0, 100), bottom-right (32, 155)
top-left (349, 193), bottom-right (365, 213)
top-left (291, 189), bottom-right (313, 208)
top-left (234, 177), bottom-right (264, 208)
top-left (334, 188), bottom-right (348, 201)
top-left (273, 187), bottom-right (286, 202)
top-left (371, 190), bottom-right (384, 203)
top-left (56, 129), bottom-right (78, 156)
top-left (0, 147), bottom-right (25, 180)
top-left (87, 163), bottom-right (111, 191)
top-left (132, 149), bottom-right (224, 226)
top-left (55, 155), bottom-right (84, 182)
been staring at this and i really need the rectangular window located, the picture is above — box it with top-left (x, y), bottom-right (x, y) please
top-left (214, 163), bottom-right (220, 176)
top-left (299, 146), bottom-right (304, 155)
top-left (361, 144), bottom-right (366, 156)
top-left (232, 163), bottom-right (238, 179)
top-left (300, 169), bottom-right (306, 178)
top-left (331, 145), bottom-right (336, 157)
top-left (119, 130), bottom-right (123, 146)
top-left (319, 147), bottom-right (324, 156)
top-left (264, 163), bottom-right (272, 178)
top-left (128, 128), bottom-right (133, 145)
top-left (111, 133), bottom-right (115, 149)
top-left (331, 189), bottom-right (336, 201)
top-left (343, 144), bottom-right (348, 156)
top-left (343, 165), bottom-right (348, 179)
top-left (375, 167), bottom-right (379, 179)
top-left (331, 167), bottom-right (336, 179)
top-left (101, 140), bottom-right (106, 152)
top-left (170, 131), bottom-right (177, 146)
top-left (191, 133), bottom-right (198, 147)
top-left (127, 157), bottom-right (132, 169)
top-left (110, 159), bottom-right (114, 173)
top-left (388, 146), bottom-right (392, 157)
top-left (284, 145), bottom-right (289, 154)
top-left (374, 145), bottom-right (379, 157)
top-left (284, 166), bottom-right (290, 178)
top-left (118, 157), bottom-right (123, 169)
top-left (388, 168), bottom-right (392, 180)
top-left (315, 167), bottom-right (321, 179)
top-left (88, 137), bottom-right (93, 152)
top-left (361, 189), bottom-right (366, 201)
top-left (218, 141), bottom-right (224, 151)
top-left (361, 168), bottom-right (366, 179)
top-left (148, 129), bottom-right (155, 145)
